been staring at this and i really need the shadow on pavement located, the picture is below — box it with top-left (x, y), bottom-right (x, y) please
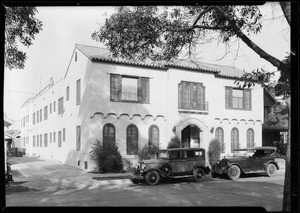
top-left (7, 156), bottom-right (44, 165)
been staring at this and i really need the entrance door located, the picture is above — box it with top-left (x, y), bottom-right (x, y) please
top-left (181, 125), bottom-right (201, 148)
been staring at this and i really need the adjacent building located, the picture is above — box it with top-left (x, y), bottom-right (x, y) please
top-left (20, 44), bottom-right (264, 171)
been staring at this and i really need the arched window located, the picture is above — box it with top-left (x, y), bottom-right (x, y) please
top-left (231, 128), bottom-right (239, 152)
top-left (215, 127), bottom-right (224, 153)
top-left (103, 123), bottom-right (115, 146)
top-left (127, 124), bottom-right (138, 155)
top-left (149, 125), bottom-right (159, 147)
top-left (247, 128), bottom-right (254, 148)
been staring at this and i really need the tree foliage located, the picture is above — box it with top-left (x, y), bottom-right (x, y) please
top-left (5, 6), bottom-right (43, 70)
top-left (92, 5), bottom-right (264, 62)
top-left (208, 139), bottom-right (222, 166)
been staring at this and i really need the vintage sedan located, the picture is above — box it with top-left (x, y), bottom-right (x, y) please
top-left (130, 147), bottom-right (210, 186)
top-left (210, 146), bottom-right (280, 180)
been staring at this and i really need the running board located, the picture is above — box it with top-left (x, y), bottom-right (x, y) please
top-left (170, 175), bottom-right (193, 179)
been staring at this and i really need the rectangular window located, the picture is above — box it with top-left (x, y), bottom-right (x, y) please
top-left (178, 81), bottom-right (206, 110)
top-left (50, 133), bottom-right (52, 143)
top-left (40, 109), bottom-right (42, 121)
top-left (33, 113), bottom-right (35, 124)
top-left (76, 79), bottom-right (81, 105)
top-left (76, 125), bottom-right (81, 151)
top-left (225, 87), bottom-right (251, 110)
top-left (40, 134), bottom-right (42, 147)
top-left (44, 106), bottom-right (48, 120)
top-left (53, 101), bottom-right (56, 112)
top-left (26, 115), bottom-right (29, 123)
top-left (66, 86), bottom-right (70, 101)
top-left (63, 128), bottom-right (66, 142)
top-left (58, 97), bottom-right (64, 115)
top-left (23, 117), bottom-right (25, 127)
top-left (53, 132), bottom-right (56, 143)
top-left (58, 131), bottom-right (62, 147)
top-left (37, 135), bottom-right (39, 147)
top-left (33, 135), bottom-right (36, 147)
top-left (110, 75), bottom-right (149, 103)
top-left (44, 133), bottom-right (48, 147)
top-left (50, 103), bottom-right (52, 114)
top-left (37, 111), bottom-right (39, 123)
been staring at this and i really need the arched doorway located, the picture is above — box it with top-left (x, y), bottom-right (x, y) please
top-left (181, 125), bottom-right (201, 148)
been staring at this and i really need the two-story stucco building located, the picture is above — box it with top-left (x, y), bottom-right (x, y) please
top-left (20, 44), bottom-right (264, 171)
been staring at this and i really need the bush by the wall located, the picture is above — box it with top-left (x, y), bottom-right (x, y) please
top-left (208, 139), bottom-right (222, 166)
top-left (138, 144), bottom-right (160, 161)
top-left (273, 141), bottom-right (288, 157)
top-left (167, 135), bottom-right (181, 149)
top-left (90, 139), bottom-right (123, 173)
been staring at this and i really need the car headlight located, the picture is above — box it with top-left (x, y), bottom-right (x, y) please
top-left (140, 162), bottom-right (146, 171)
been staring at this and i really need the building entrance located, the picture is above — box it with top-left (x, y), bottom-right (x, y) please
top-left (181, 125), bottom-right (201, 148)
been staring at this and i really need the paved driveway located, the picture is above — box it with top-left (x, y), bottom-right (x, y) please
top-left (5, 156), bottom-right (285, 211)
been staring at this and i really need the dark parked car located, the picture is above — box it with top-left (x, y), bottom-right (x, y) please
top-left (210, 146), bottom-right (280, 180)
top-left (130, 147), bottom-right (210, 186)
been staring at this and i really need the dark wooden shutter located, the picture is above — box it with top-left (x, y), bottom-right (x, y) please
top-left (178, 82), bottom-right (183, 109)
top-left (225, 87), bottom-right (232, 109)
top-left (138, 77), bottom-right (149, 103)
top-left (244, 89), bottom-right (251, 110)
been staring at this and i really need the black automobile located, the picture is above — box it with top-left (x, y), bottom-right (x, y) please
top-left (130, 148), bottom-right (210, 186)
top-left (210, 146), bottom-right (280, 180)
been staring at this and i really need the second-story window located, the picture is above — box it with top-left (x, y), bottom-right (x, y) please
top-left (44, 106), bottom-right (48, 120)
top-left (53, 101), bottom-right (56, 112)
top-left (33, 113), bottom-right (35, 124)
top-left (178, 81), bottom-right (206, 110)
top-left (225, 87), bottom-right (251, 110)
top-left (50, 103), bottom-right (52, 114)
top-left (66, 86), bottom-right (70, 101)
top-left (58, 97), bottom-right (64, 115)
top-left (40, 109), bottom-right (42, 121)
top-left (37, 111), bottom-right (39, 123)
top-left (110, 74), bottom-right (149, 103)
top-left (76, 79), bottom-right (81, 105)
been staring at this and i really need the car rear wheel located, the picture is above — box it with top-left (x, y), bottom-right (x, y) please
top-left (227, 165), bottom-right (241, 180)
top-left (266, 163), bottom-right (277, 177)
top-left (145, 170), bottom-right (160, 186)
top-left (193, 168), bottom-right (205, 182)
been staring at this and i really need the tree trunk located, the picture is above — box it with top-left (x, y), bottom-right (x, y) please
top-left (282, 97), bottom-right (291, 211)
top-left (279, 2), bottom-right (291, 26)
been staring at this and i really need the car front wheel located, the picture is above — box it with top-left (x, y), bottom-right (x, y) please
top-left (227, 165), bottom-right (241, 180)
top-left (145, 170), bottom-right (160, 186)
top-left (266, 163), bottom-right (277, 177)
top-left (193, 167), bottom-right (205, 182)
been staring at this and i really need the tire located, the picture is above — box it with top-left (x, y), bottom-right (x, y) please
top-left (193, 167), bottom-right (205, 182)
top-left (211, 172), bottom-right (217, 178)
top-left (130, 178), bottom-right (139, 184)
top-left (227, 165), bottom-right (241, 181)
top-left (145, 170), bottom-right (160, 186)
top-left (160, 164), bottom-right (172, 175)
top-left (266, 164), bottom-right (277, 177)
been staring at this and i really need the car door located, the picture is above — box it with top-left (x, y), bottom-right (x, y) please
top-left (168, 150), bottom-right (191, 175)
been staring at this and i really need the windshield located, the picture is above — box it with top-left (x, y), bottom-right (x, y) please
top-left (233, 150), bottom-right (254, 157)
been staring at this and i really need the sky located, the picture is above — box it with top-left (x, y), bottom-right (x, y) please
top-left (3, 3), bottom-right (290, 123)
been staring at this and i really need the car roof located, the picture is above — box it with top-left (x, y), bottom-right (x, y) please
top-left (233, 146), bottom-right (277, 151)
top-left (159, 147), bottom-right (205, 152)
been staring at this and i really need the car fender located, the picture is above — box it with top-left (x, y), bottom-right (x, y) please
top-left (263, 161), bottom-right (279, 170)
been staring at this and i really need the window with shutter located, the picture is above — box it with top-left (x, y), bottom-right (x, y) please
top-left (44, 133), bottom-right (48, 147)
top-left (58, 97), bottom-right (64, 115)
top-left (110, 74), bottom-right (149, 103)
top-left (178, 81), bottom-right (206, 110)
top-left (37, 135), bottom-right (39, 147)
top-left (225, 87), bottom-right (251, 110)
top-left (58, 131), bottom-right (62, 147)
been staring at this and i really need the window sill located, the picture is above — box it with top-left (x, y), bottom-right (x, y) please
top-left (111, 100), bottom-right (149, 104)
top-left (178, 109), bottom-right (208, 115)
top-left (226, 108), bottom-right (252, 111)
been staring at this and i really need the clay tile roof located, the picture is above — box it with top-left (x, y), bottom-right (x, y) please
top-left (75, 44), bottom-right (245, 77)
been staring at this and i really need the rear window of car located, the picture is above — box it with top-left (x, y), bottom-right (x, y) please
top-left (195, 151), bottom-right (203, 157)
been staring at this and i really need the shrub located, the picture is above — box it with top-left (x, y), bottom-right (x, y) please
top-left (273, 141), bottom-right (288, 156)
top-left (138, 144), bottom-right (160, 161)
top-left (167, 135), bottom-right (181, 149)
top-left (90, 139), bottom-right (123, 173)
top-left (208, 139), bottom-right (222, 166)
